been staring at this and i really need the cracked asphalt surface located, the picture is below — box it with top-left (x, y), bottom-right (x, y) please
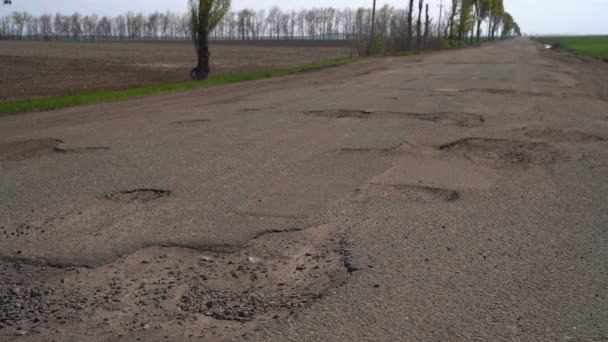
top-left (1, 38), bottom-right (608, 341)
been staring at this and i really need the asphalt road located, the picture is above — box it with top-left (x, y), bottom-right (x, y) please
top-left (1, 38), bottom-right (607, 341)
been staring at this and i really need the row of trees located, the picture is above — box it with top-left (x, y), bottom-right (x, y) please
top-left (0, 2), bottom-right (519, 42)
top-left (0, 11), bottom-right (191, 39)
top-left (443, 0), bottom-right (521, 45)
top-left (1, 0), bottom-right (521, 80)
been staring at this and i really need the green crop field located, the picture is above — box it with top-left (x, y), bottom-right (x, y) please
top-left (542, 36), bottom-right (608, 60)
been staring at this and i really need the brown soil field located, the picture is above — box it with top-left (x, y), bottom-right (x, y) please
top-left (0, 40), bottom-right (354, 102)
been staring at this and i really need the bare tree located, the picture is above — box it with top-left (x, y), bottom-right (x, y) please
top-left (12, 11), bottom-right (27, 37)
top-left (146, 12), bottom-right (160, 38)
top-left (266, 6), bottom-right (281, 39)
top-left (406, 0), bottom-right (414, 49)
top-left (114, 15), bottom-right (127, 39)
top-left (83, 15), bottom-right (98, 37)
top-left (446, 0), bottom-right (458, 44)
top-left (0, 4), bottom-right (466, 45)
top-left (423, 3), bottom-right (432, 47)
top-left (416, 0), bottom-right (423, 51)
top-left (25, 14), bottom-right (39, 37)
top-left (296, 10), bottom-right (306, 38)
top-left (366, 0), bottom-right (377, 56)
top-left (40, 14), bottom-right (52, 38)
top-left (237, 9), bottom-right (253, 39)
top-left (97, 16), bottom-right (112, 37)
top-left (70, 13), bottom-right (82, 38)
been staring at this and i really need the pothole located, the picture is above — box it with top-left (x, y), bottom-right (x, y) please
top-left (104, 189), bottom-right (171, 203)
top-left (53, 146), bottom-right (110, 154)
top-left (0, 223), bottom-right (347, 341)
top-left (1, 139), bottom-right (111, 162)
top-left (335, 147), bottom-right (398, 156)
top-left (469, 88), bottom-right (516, 95)
top-left (523, 128), bottom-right (605, 143)
top-left (468, 88), bottom-right (552, 97)
top-left (0, 138), bottom-right (63, 162)
top-left (416, 112), bottom-right (485, 127)
top-left (305, 110), bottom-right (485, 127)
top-left (440, 138), bottom-right (562, 165)
top-left (169, 119), bottom-right (211, 128)
top-left (433, 88), bottom-right (551, 97)
top-left (175, 223), bottom-right (346, 326)
top-left (364, 184), bottom-right (460, 203)
top-left (379, 112), bottom-right (485, 127)
top-left (304, 109), bottom-right (373, 118)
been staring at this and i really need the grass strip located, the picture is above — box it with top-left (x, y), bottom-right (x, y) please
top-left (539, 36), bottom-right (608, 60)
top-left (0, 58), bottom-right (353, 115)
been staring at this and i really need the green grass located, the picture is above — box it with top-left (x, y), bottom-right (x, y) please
top-left (0, 58), bottom-right (354, 115)
top-left (540, 36), bottom-right (608, 60)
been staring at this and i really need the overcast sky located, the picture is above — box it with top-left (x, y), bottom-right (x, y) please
top-left (2, 0), bottom-right (607, 35)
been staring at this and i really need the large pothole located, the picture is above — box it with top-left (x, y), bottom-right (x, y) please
top-left (440, 138), bottom-right (562, 166)
top-left (0, 223), bottom-right (347, 341)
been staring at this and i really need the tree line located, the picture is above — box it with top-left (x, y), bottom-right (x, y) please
top-left (0, 1), bottom-right (519, 43)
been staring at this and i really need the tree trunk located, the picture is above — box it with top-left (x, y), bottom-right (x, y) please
top-left (423, 4), bottom-right (430, 48)
top-left (407, 0), bottom-right (414, 50)
top-left (191, 2), bottom-right (211, 81)
top-left (416, 0), bottom-right (423, 51)
top-left (366, 0), bottom-right (377, 56)
top-left (196, 39), bottom-right (210, 77)
top-left (476, 19), bottom-right (482, 44)
top-left (447, 0), bottom-right (458, 46)
top-left (487, 20), bottom-right (491, 40)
